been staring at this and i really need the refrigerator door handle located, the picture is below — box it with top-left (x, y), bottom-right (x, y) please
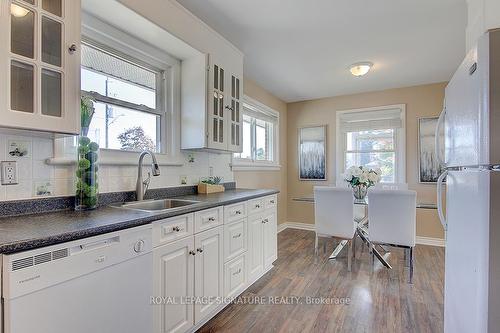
top-left (437, 170), bottom-right (448, 231)
top-left (435, 106), bottom-right (446, 168)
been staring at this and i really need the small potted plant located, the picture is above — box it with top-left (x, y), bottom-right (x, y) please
top-left (343, 166), bottom-right (381, 200)
top-left (198, 176), bottom-right (225, 194)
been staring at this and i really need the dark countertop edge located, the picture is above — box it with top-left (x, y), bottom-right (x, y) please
top-left (0, 189), bottom-right (279, 254)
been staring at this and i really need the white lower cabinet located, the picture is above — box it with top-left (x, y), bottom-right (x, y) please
top-left (153, 236), bottom-right (194, 333)
top-left (194, 226), bottom-right (224, 324)
top-left (153, 195), bottom-right (278, 333)
top-left (263, 211), bottom-right (278, 270)
top-left (247, 214), bottom-right (265, 283)
top-left (248, 206), bottom-right (278, 283)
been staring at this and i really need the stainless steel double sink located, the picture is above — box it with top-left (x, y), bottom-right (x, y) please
top-left (113, 199), bottom-right (200, 213)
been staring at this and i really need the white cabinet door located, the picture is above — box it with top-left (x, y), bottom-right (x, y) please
top-left (0, 0), bottom-right (81, 134)
top-left (223, 253), bottom-right (247, 298)
top-left (207, 58), bottom-right (227, 150)
top-left (194, 226), bottom-right (223, 324)
top-left (247, 214), bottom-right (264, 283)
top-left (153, 237), bottom-right (194, 333)
top-left (263, 210), bottom-right (277, 270)
top-left (227, 71), bottom-right (242, 152)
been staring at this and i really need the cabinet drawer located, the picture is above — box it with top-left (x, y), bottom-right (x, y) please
top-left (224, 253), bottom-right (247, 298)
top-left (194, 207), bottom-right (223, 233)
top-left (247, 198), bottom-right (265, 215)
top-left (223, 218), bottom-right (247, 262)
top-left (152, 213), bottom-right (194, 247)
top-left (264, 195), bottom-right (277, 210)
top-left (224, 202), bottom-right (247, 224)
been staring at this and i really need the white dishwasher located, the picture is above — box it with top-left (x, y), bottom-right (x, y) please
top-left (2, 225), bottom-right (153, 333)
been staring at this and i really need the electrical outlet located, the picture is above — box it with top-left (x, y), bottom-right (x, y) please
top-left (1, 161), bottom-right (18, 185)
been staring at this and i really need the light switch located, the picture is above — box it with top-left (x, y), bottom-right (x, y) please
top-left (1, 161), bottom-right (19, 185)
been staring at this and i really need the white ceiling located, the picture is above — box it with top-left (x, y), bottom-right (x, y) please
top-left (177, 0), bottom-right (467, 103)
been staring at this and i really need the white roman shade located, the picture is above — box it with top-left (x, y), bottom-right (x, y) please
top-left (243, 102), bottom-right (278, 124)
top-left (339, 107), bottom-right (403, 133)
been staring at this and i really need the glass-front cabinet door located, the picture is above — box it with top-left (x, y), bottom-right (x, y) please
top-left (0, 0), bottom-right (81, 134)
top-left (208, 58), bottom-right (227, 150)
top-left (228, 72), bottom-right (243, 152)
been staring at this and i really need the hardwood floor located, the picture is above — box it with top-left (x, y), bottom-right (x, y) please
top-left (198, 228), bottom-right (444, 333)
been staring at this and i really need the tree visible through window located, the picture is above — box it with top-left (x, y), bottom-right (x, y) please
top-left (345, 129), bottom-right (396, 182)
top-left (81, 42), bottom-right (163, 152)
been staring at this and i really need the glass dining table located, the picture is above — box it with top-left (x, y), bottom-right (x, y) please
top-left (293, 197), bottom-right (437, 268)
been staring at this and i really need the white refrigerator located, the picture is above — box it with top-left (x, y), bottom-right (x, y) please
top-left (437, 29), bottom-right (500, 333)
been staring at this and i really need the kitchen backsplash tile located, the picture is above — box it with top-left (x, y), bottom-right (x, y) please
top-left (0, 132), bottom-right (234, 201)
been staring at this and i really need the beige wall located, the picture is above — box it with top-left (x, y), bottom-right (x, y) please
top-left (287, 82), bottom-right (447, 239)
top-left (234, 78), bottom-right (288, 225)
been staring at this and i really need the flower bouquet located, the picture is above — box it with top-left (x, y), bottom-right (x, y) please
top-left (343, 166), bottom-right (382, 199)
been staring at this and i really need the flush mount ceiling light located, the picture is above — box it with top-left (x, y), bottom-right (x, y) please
top-left (349, 62), bottom-right (373, 77)
top-left (11, 4), bottom-right (30, 18)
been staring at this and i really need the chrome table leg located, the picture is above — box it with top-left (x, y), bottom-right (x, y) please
top-left (329, 240), bottom-right (348, 259)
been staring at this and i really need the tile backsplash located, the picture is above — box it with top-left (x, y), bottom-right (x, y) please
top-left (0, 132), bottom-right (233, 201)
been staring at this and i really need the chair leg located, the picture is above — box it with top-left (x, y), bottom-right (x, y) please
top-left (409, 247), bottom-right (414, 284)
top-left (314, 234), bottom-right (319, 255)
top-left (352, 235), bottom-right (356, 259)
top-left (370, 243), bottom-right (375, 271)
top-left (347, 240), bottom-right (353, 272)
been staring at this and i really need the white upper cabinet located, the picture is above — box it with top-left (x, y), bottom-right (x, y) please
top-left (181, 52), bottom-right (243, 153)
top-left (0, 0), bottom-right (81, 135)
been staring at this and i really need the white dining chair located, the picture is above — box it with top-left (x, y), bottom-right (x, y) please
top-left (374, 183), bottom-right (408, 190)
top-left (367, 189), bottom-right (417, 282)
top-left (314, 186), bottom-right (357, 271)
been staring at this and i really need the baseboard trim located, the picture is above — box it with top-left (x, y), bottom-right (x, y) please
top-left (278, 221), bottom-right (445, 247)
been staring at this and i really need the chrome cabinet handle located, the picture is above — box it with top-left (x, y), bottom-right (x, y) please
top-left (235, 210), bottom-right (242, 215)
top-left (208, 217), bottom-right (216, 222)
top-left (172, 226), bottom-right (180, 232)
top-left (270, 200), bottom-right (275, 204)
top-left (255, 204), bottom-right (260, 208)
top-left (232, 268), bottom-right (241, 276)
top-left (68, 44), bottom-right (77, 54)
top-left (232, 233), bottom-right (242, 239)
top-left (189, 250), bottom-right (196, 256)
top-left (262, 219), bottom-right (268, 224)
top-left (197, 248), bottom-right (204, 253)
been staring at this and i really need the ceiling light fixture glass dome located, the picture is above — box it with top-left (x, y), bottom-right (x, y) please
top-left (349, 62), bottom-right (373, 77)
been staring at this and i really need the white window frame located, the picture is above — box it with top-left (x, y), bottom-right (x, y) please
top-left (335, 104), bottom-right (406, 183)
top-left (231, 95), bottom-right (280, 171)
top-left (49, 13), bottom-right (184, 166)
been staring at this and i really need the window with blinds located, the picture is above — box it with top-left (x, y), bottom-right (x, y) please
top-left (338, 106), bottom-right (405, 183)
top-left (81, 41), bottom-right (165, 152)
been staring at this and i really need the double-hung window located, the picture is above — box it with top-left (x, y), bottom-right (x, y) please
top-left (337, 105), bottom-right (406, 183)
top-left (81, 41), bottom-right (165, 152)
top-left (234, 97), bottom-right (279, 168)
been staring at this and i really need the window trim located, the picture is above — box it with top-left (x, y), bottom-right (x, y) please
top-left (231, 95), bottom-right (281, 171)
top-left (49, 13), bottom-right (184, 166)
top-left (335, 104), bottom-right (406, 183)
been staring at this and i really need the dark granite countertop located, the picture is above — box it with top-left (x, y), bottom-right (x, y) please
top-left (0, 188), bottom-right (278, 254)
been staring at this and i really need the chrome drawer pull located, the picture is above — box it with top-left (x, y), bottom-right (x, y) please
top-left (255, 204), bottom-right (260, 208)
top-left (172, 226), bottom-right (180, 232)
top-left (197, 248), bottom-right (204, 253)
top-left (232, 268), bottom-right (242, 276)
top-left (189, 250), bottom-right (196, 256)
top-left (233, 233), bottom-right (242, 239)
top-left (208, 217), bottom-right (216, 222)
top-left (270, 200), bottom-right (275, 204)
top-left (235, 210), bottom-right (242, 215)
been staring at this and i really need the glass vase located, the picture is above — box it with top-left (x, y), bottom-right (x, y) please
top-left (75, 130), bottom-right (99, 210)
top-left (352, 184), bottom-right (368, 200)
